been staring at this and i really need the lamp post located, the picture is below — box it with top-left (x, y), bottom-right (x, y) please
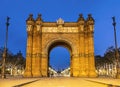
top-left (1, 17), bottom-right (10, 79)
top-left (112, 16), bottom-right (120, 78)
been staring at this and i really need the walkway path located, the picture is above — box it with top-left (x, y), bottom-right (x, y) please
top-left (21, 77), bottom-right (107, 87)
top-left (0, 77), bottom-right (120, 87)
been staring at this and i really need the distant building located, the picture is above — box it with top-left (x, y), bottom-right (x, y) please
top-left (48, 67), bottom-right (57, 77)
top-left (61, 67), bottom-right (70, 77)
top-left (49, 67), bottom-right (70, 77)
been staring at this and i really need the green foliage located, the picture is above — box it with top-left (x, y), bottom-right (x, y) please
top-left (0, 47), bottom-right (4, 59)
top-left (104, 46), bottom-right (115, 63)
top-left (0, 47), bottom-right (25, 74)
top-left (95, 46), bottom-right (120, 67)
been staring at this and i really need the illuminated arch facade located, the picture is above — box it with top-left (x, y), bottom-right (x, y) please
top-left (24, 14), bottom-right (97, 77)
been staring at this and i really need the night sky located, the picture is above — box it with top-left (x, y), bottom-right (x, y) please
top-left (0, 0), bottom-right (120, 70)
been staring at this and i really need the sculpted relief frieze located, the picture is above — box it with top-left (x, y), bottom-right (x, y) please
top-left (42, 27), bottom-right (78, 33)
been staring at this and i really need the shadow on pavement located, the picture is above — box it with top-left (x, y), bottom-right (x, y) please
top-left (12, 79), bottom-right (40, 87)
top-left (85, 79), bottom-right (120, 87)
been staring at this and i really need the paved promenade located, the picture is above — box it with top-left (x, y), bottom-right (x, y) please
top-left (0, 77), bottom-right (120, 87)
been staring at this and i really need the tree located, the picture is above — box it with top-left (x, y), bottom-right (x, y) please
top-left (0, 47), bottom-right (25, 75)
top-left (104, 46), bottom-right (120, 64)
top-left (6, 51), bottom-right (25, 75)
top-left (95, 55), bottom-right (104, 68)
top-left (0, 47), bottom-right (4, 60)
top-left (95, 46), bottom-right (120, 68)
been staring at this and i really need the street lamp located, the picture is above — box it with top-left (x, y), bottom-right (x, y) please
top-left (112, 16), bottom-right (120, 78)
top-left (1, 17), bottom-right (10, 79)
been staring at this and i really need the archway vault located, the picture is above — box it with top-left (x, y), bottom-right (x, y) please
top-left (47, 40), bottom-right (72, 77)
top-left (24, 14), bottom-right (97, 78)
top-left (46, 39), bottom-right (73, 55)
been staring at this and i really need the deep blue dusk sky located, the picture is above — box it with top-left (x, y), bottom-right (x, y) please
top-left (0, 0), bottom-right (120, 70)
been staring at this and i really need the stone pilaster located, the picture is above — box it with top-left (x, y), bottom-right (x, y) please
top-left (24, 14), bottom-right (34, 77)
top-left (31, 26), bottom-right (36, 77)
top-left (79, 33), bottom-right (87, 77)
top-left (78, 14), bottom-right (87, 77)
top-left (32, 26), bottom-right (41, 77)
top-left (35, 25), bottom-right (42, 77)
top-left (88, 32), bottom-right (97, 77)
top-left (31, 15), bottom-right (43, 77)
top-left (87, 14), bottom-right (97, 77)
top-left (84, 31), bottom-right (89, 76)
top-left (24, 32), bottom-right (33, 77)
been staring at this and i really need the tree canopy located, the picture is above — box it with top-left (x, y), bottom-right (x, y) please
top-left (95, 46), bottom-right (120, 67)
top-left (0, 47), bottom-right (25, 74)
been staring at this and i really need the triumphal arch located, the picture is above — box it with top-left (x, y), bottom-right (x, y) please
top-left (24, 14), bottom-right (97, 77)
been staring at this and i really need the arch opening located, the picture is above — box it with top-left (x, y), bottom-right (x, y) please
top-left (47, 41), bottom-right (72, 77)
